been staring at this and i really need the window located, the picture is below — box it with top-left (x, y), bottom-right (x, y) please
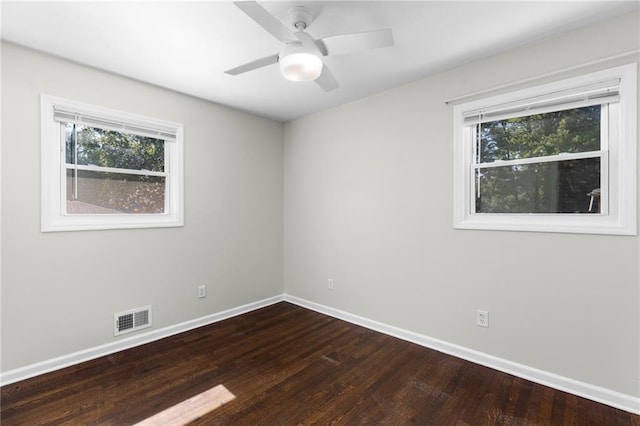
top-left (41, 95), bottom-right (184, 232)
top-left (453, 64), bottom-right (637, 235)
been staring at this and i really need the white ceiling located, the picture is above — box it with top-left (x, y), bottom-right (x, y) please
top-left (2, 1), bottom-right (638, 122)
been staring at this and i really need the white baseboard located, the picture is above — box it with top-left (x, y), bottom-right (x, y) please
top-left (0, 295), bottom-right (284, 387)
top-left (284, 294), bottom-right (640, 415)
top-left (2, 293), bottom-right (638, 415)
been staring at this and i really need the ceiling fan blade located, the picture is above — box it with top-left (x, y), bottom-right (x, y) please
top-left (225, 53), bottom-right (279, 76)
top-left (234, 1), bottom-right (297, 43)
top-left (315, 65), bottom-right (339, 92)
top-left (318, 29), bottom-right (394, 56)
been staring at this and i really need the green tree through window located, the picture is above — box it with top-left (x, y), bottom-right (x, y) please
top-left (475, 106), bottom-right (601, 214)
top-left (65, 124), bottom-right (166, 214)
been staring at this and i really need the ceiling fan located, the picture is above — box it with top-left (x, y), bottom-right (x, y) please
top-left (224, 1), bottom-right (394, 92)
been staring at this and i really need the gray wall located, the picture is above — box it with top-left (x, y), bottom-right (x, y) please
top-left (284, 12), bottom-right (640, 397)
top-left (1, 42), bottom-right (284, 370)
top-left (2, 10), bottom-right (639, 402)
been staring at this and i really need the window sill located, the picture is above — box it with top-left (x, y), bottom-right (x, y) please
top-left (454, 213), bottom-right (636, 236)
top-left (41, 213), bottom-right (184, 233)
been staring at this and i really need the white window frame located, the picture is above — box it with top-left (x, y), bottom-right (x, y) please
top-left (41, 95), bottom-right (184, 232)
top-left (453, 64), bottom-right (637, 235)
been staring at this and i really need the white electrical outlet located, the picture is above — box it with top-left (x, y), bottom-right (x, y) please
top-left (477, 309), bottom-right (489, 328)
top-left (328, 278), bottom-right (334, 290)
top-left (198, 285), bottom-right (206, 298)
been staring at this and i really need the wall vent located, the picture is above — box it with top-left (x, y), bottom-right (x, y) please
top-left (114, 305), bottom-right (152, 336)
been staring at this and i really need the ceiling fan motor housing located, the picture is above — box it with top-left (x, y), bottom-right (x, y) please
top-left (279, 30), bottom-right (323, 82)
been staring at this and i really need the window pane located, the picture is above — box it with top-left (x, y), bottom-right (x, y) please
top-left (478, 105), bottom-right (601, 163)
top-left (66, 170), bottom-right (165, 214)
top-left (65, 123), bottom-right (165, 172)
top-left (476, 158), bottom-right (600, 214)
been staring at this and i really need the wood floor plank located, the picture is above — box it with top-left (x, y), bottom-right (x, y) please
top-left (1, 302), bottom-right (638, 425)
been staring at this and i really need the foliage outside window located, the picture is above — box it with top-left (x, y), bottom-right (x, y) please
top-left (475, 105), bottom-right (603, 214)
top-left (453, 64), bottom-right (637, 235)
top-left (65, 124), bottom-right (166, 214)
top-left (41, 95), bottom-right (184, 232)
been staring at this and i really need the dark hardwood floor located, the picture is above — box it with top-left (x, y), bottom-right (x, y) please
top-left (1, 302), bottom-right (638, 425)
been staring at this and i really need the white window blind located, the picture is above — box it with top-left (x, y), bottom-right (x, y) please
top-left (53, 106), bottom-right (177, 142)
top-left (463, 78), bottom-right (620, 124)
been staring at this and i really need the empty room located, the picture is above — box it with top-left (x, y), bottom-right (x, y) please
top-left (1, 1), bottom-right (639, 424)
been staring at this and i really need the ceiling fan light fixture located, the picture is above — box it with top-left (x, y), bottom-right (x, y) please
top-left (279, 51), bottom-right (323, 82)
